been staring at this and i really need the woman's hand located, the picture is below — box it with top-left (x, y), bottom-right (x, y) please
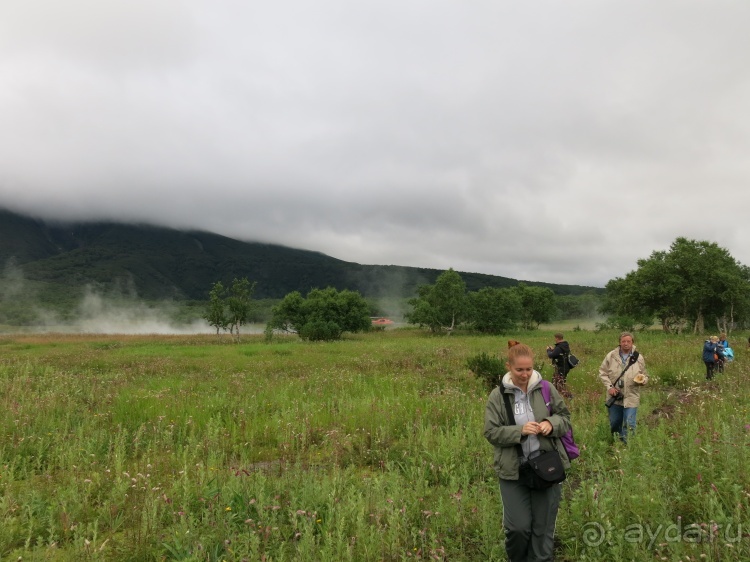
top-left (538, 420), bottom-right (553, 436)
top-left (521, 421), bottom-right (553, 436)
top-left (521, 422), bottom-right (540, 435)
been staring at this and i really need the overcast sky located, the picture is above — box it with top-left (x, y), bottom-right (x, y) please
top-left (2, 1), bottom-right (749, 288)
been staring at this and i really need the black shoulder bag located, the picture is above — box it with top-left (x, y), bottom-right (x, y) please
top-left (502, 389), bottom-right (566, 489)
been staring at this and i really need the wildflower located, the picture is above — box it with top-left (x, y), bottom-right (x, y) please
top-left (225, 507), bottom-right (232, 511)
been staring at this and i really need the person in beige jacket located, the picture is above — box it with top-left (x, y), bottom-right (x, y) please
top-left (599, 332), bottom-right (648, 443)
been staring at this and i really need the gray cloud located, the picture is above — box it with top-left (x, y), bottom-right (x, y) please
top-left (2, 0), bottom-right (750, 287)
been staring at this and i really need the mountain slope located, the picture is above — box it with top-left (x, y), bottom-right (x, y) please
top-left (0, 208), bottom-right (600, 300)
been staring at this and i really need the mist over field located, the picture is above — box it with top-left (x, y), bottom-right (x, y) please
top-left (0, 257), bottom-right (400, 335)
top-left (0, 259), bottom-right (223, 334)
top-left (62, 290), bottom-right (214, 335)
top-left (33, 294), bottom-right (218, 335)
top-left (0, 257), bottom-right (24, 300)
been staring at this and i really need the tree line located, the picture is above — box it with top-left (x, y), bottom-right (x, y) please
top-left (404, 269), bottom-right (558, 334)
top-left (203, 270), bottom-right (568, 340)
top-left (204, 237), bottom-right (750, 340)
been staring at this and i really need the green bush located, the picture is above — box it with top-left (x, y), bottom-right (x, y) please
top-left (596, 316), bottom-right (653, 332)
top-left (299, 320), bottom-right (342, 341)
top-left (466, 351), bottom-right (505, 391)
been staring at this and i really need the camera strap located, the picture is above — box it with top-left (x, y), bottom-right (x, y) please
top-left (614, 351), bottom-right (639, 387)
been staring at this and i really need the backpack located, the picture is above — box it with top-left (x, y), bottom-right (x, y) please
top-left (540, 380), bottom-right (580, 461)
top-left (567, 353), bottom-right (579, 369)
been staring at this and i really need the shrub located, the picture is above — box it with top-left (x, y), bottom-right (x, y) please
top-left (598, 314), bottom-right (656, 332)
top-left (466, 352), bottom-right (505, 392)
top-left (268, 287), bottom-right (370, 339)
top-left (299, 320), bottom-right (342, 341)
top-left (595, 315), bottom-right (639, 332)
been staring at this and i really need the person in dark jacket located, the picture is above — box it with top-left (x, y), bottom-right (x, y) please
top-left (546, 333), bottom-right (573, 399)
top-left (703, 336), bottom-right (723, 380)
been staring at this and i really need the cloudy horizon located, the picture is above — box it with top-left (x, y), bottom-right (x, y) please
top-left (2, 1), bottom-right (750, 288)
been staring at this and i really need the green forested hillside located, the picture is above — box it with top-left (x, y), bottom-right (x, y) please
top-left (0, 208), bottom-right (601, 303)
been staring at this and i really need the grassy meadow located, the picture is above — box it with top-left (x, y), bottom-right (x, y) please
top-left (0, 328), bottom-right (749, 561)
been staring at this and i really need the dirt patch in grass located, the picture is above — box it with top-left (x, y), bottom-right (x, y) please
top-left (644, 386), bottom-right (704, 427)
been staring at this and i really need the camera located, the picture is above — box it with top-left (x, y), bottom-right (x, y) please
top-left (605, 391), bottom-right (623, 408)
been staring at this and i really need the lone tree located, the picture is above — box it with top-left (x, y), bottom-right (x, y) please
top-left (267, 287), bottom-right (371, 341)
top-left (405, 268), bottom-right (467, 334)
top-left (602, 237), bottom-right (750, 334)
top-left (226, 277), bottom-right (257, 341)
top-left (204, 281), bottom-right (229, 336)
top-left (204, 277), bottom-right (256, 341)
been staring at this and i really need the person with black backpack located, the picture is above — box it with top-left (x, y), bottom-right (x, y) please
top-left (546, 333), bottom-right (574, 399)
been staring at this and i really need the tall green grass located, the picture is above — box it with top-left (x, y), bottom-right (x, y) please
top-left (0, 330), bottom-right (748, 560)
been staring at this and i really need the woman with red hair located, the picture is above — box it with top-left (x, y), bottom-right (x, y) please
top-left (484, 343), bottom-right (571, 561)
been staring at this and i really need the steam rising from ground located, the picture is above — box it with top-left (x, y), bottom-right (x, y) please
top-left (72, 290), bottom-right (212, 335)
top-left (1, 260), bottom-right (262, 335)
top-left (0, 258), bottom-right (24, 300)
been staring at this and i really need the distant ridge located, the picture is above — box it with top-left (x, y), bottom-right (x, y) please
top-left (0, 208), bottom-right (601, 300)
